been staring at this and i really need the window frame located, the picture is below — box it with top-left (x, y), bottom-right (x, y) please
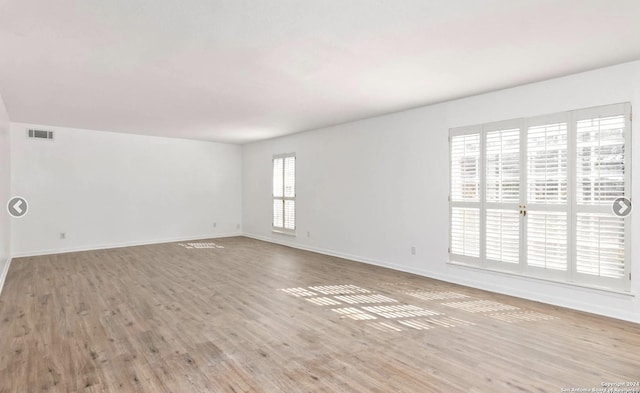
top-left (449, 103), bottom-right (632, 292)
top-left (272, 153), bottom-right (296, 235)
top-left (483, 119), bottom-right (523, 274)
top-left (449, 125), bottom-right (483, 265)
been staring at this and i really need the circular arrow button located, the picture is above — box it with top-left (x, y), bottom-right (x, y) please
top-left (612, 197), bottom-right (632, 217)
top-left (7, 196), bottom-right (28, 218)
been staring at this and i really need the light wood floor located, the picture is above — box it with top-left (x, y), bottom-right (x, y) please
top-left (1, 237), bottom-right (638, 393)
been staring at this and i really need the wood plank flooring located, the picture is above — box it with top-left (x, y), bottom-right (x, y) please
top-left (0, 236), bottom-right (638, 392)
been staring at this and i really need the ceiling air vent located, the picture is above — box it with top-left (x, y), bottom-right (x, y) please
top-left (27, 129), bottom-right (54, 140)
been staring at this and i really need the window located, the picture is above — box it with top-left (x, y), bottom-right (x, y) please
top-left (450, 130), bottom-right (481, 260)
top-left (273, 153), bottom-right (296, 234)
top-left (449, 103), bottom-right (631, 292)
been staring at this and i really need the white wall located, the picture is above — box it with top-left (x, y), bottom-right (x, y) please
top-left (243, 60), bottom-right (640, 323)
top-left (0, 93), bottom-right (10, 292)
top-left (11, 123), bottom-right (242, 256)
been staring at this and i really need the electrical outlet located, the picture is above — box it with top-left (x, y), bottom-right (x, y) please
top-left (213, 222), bottom-right (217, 228)
top-left (307, 231), bottom-right (310, 237)
top-left (60, 232), bottom-right (66, 240)
top-left (236, 224), bottom-right (240, 229)
top-left (411, 246), bottom-right (416, 255)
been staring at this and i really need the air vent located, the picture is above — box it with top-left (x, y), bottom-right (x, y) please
top-left (27, 129), bottom-right (54, 140)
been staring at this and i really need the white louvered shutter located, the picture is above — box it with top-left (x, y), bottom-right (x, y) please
top-left (485, 127), bottom-right (521, 267)
top-left (284, 156), bottom-right (296, 198)
top-left (527, 122), bottom-right (568, 204)
top-left (526, 211), bottom-right (567, 271)
top-left (576, 213), bottom-right (625, 278)
top-left (486, 209), bottom-right (519, 264)
top-left (273, 158), bottom-right (284, 228)
top-left (273, 158), bottom-right (284, 198)
top-left (573, 106), bottom-right (629, 290)
top-left (451, 208), bottom-right (480, 257)
top-left (284, 156), bottom-right (296, 230)
top-left (576, 115), bottom-right (625, 205)
top-left (451, 133), bottom-right (480, 202)
top-left (273, 199), bottom-right (284, 228)
top-left (450, 131), bottom-right (481, 261)
top-left (524, 118), bottom-right (569, 277)
top-left (486, 128), bottom-right (520, 203)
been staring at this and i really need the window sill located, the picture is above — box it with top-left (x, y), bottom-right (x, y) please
top-left (447, 260), bottom-right (634, 297)
top-left (272, 229), bottom-right (296, 237)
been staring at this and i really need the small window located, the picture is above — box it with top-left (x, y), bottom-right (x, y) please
top-left (273, 153), bottom-right (296, 234)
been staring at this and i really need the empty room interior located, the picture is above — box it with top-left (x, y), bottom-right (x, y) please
top-left (1, 1), bottom-right (640, 392)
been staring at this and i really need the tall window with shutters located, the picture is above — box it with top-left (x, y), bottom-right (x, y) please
top-left (449, 103), bottom-right (631, 292)
top-left (485, 123), bottom-right (521, 270)
top-left (273, 153), bottom-right (296, 234)
top-left (450, 131), bottom-right (481, 261)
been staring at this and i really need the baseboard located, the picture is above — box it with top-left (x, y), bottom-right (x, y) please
top-left (242, 233), bottom-right (640, 324)
top-left (11, 232), bottom-right (242, 258)
top-left (242, 233), bottom-right (402, 269)
top-left (0, 257), bottom-right (11, 296)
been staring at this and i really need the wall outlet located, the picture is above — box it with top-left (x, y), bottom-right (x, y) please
top-left (213, 222), bottom-right (217, 228)
top-left (236, 224), bottom-right (240, 229)
top-left (60, 232), bottom-right (66, 240)
top-left (307, 231), bottom-right (310, 237)
top-left (411, 246), bottom-right (416, 255)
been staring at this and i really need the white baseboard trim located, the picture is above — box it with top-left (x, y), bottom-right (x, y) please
top-left (421, 265), bottom-right (638, 323)
top-left (243, 233), bottom-right (410, 271)
top-left (11, 232), bottom-right (242, 258)
top-left (0, 257), bottom-right (11, 296)
top-left (243, 233), bottom-right (640, 324)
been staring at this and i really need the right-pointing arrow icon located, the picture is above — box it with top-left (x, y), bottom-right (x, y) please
top-left (617, 200), bottom-right (629, 215)
top-left (612, 197), bottom-right (632, 217)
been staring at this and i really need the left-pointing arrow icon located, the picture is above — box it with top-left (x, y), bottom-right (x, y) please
top-left (13, 200), bottom-right (23, 214)
top-left (7, 196), bottom-right (28, 218)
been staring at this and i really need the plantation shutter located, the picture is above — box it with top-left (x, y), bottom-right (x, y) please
top-left (485, 125), bottom-right (521, 269)
top-left (451, 133), bottom-right (480, 202)
top-left (486, 128), bottom-right (520, 203)
top-left (576, 114), bottom-right (626, 205)
top-left (526, 211), bottom-right (567, 271)
top-left (273, 158), bottom-right (284, 228)
top-left (576, 213), bottom-right (625, 277)
top-left (450, 130), bottom-right (481, 262)
top-left (451, 208), bottom-right (480, 257)
top-left (526, 121), bottom-right (568, 205)
top-left (283, 156), bottom-right (296, 230)
top-left (524, 117), bottom-right (569, 278)
top-left (485, 209), bottom-right (520, 264)
top-left (572, 104), bottom-right (630, 291)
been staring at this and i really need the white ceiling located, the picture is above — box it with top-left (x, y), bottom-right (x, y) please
top-left (1, 0), bottom-right (640, 144)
